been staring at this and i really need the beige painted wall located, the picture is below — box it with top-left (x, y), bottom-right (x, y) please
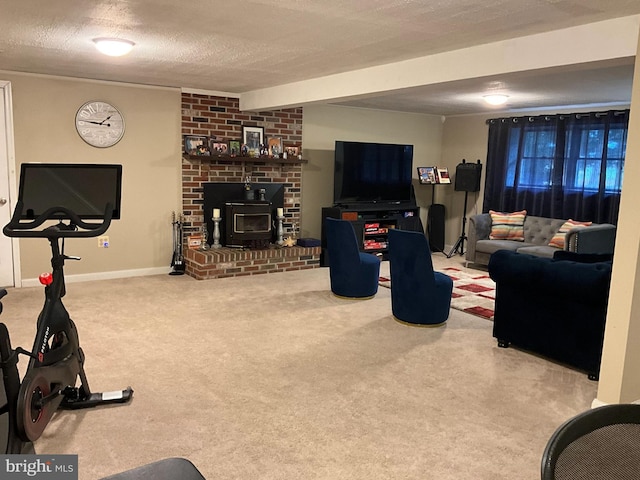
top-left (596, 28), bottom-right (640, 404)
top-left (1, 72), bottom-right (182, 282)
top-left (300, 105), bottom-right (443, 239)
top-left (439, 115), bottom-right (489, 250)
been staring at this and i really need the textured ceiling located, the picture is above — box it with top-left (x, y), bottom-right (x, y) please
top-left (337, 60), bottom-right (637, 115)
top-left (0, 0), bottom-right (639, 115)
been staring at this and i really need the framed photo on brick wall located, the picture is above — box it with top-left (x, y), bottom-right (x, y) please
top-left (242, 126), bottom-right (264, 156)
top-left (210, 141), bottom-right (228, 154)
top-left (268, 137), bottom-right (282, 157)
top-left (284, 145), bottom-right (299, 157)
top-left (228, 140), bottom-right (241, 156)
top-left (184, 135), bottom-right (210, 155)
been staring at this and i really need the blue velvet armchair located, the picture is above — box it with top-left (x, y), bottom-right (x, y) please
top-left (324, 217), bottom-right (380, 298)
top-left (388, 228), bottom-right (453, 326)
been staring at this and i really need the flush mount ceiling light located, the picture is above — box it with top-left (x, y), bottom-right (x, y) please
top-left (483, 94), bottom-right (509, 106)
top-left (93, 38), bottom-right (135, 57)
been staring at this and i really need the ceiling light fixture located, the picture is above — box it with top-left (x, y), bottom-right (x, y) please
top-left (483, 94), bottom-right (509, 106)
top-left (93, 38), bottom-right (135, 57)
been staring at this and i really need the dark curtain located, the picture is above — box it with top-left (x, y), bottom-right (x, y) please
top-left (483, 110), bottom-right (629, 225)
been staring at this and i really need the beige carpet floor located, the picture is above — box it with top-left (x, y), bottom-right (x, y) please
top-left (1, 255), bottom-right (597, 479)
top-left (379, 265), bottom-right (496, 321)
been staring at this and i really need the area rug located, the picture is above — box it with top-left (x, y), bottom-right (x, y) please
top-left (378, 267), bottom-right (496, 320)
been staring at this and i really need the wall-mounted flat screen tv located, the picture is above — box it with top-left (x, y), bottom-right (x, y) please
top-left (333, 140), bottom-right (413, 205)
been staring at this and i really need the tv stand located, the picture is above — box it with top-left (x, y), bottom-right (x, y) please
top-left (334, 201), bottom-right (414, 210)
top-left (321, 204), bottom-right (421, 266)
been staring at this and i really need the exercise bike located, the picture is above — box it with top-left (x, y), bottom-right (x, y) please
top-left (0, 301), bottom-right (33, 453)
top-left (0, 163), bottom-right (133, 449)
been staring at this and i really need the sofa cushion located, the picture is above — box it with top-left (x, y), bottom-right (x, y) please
top-left (489, 210), bottom-right (526, 241)
top-left (549, 219), bottom-right (592, 249)
top-left (476, 239), bottom-right (536, 255)
top-left (523, 216), bottom-right (566, 244)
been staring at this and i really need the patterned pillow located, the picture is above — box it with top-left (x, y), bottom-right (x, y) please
top-left (549, 219), bottom-right (593, 249)
top-left (489, 210), bottom-right (527, 241)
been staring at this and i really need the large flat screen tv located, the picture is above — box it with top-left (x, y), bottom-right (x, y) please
top-left (18, 163), bottom-right (123, 220)
top-left (333, 140), bottom-right (414, 205)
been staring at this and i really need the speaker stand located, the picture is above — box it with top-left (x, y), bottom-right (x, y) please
top-left (446, 190), bottom-right (469, 258)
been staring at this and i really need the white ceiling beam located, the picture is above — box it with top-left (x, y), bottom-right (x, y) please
top-left (240, 15), bottom-right (640, 112)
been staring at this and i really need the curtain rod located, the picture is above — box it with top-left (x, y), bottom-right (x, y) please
top-left (486, 109), bottom-right (629, 125)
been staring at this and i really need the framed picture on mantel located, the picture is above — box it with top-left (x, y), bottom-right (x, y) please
top-left (242, 125), bottom-right (264, 156)
top-left (284, 145), bottom-right (299, 157)
top-left (268, 137), bottom-right (282, 157)
top-left (228, 140), bottom-right (241, 156)
top-left (184, 135), bottom-right (210, 156)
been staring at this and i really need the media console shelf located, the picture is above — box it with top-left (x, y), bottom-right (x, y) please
top-left (320, 204), bottom-right (421, 266)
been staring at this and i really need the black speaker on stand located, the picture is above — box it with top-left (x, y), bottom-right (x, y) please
top-left (447, 159), bottom-right (482, 258)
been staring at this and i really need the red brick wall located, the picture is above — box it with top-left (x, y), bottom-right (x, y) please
top-left (181, 93), bottom-right (304, 238)
top-left (184, 246), bottom-right (321, 280)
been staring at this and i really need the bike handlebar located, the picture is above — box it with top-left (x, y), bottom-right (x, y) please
top-left (3, 201), bottom-right (114, 239)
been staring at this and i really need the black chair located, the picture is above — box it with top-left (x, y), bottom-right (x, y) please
top-left (324, 217), bottom-right (380, 299)
top-left (541, 404), bottom-right (640, 479)
top-left (100, 457), bottom-right (205, 480)
top-left (387, 229), bottom-right (453, 326)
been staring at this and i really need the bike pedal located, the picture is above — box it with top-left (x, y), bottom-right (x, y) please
top-left (102, 386), bottom-right (134, 403)
top-left (61, 386), bottom-right (133, 409)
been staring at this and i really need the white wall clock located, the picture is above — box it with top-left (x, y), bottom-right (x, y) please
top-left (75, 101), bottom-right (125, 148)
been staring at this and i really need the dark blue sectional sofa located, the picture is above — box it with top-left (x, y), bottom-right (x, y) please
top-left (488, 250), bottom-right (613, 379)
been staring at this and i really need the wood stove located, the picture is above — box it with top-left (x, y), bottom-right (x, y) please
top-left (203, 182), bottom-right (284, 247)
top-left (225, 202), bottom-right (272, 248)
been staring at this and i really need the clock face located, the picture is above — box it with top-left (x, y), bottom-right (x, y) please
top-left (75, 101), bottom-right (125, 148)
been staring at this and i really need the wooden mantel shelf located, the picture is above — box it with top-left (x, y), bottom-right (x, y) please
top-left (184, 154), bottom-right (308, 164)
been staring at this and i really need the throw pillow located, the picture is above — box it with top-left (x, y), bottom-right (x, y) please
top-left (489, 210), bottom-right (527, 241)
top-left (549, 219), bottom-right (592, 249)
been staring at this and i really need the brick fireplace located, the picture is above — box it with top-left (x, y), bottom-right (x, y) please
top-left (180, 92), bottom-right (320, 279)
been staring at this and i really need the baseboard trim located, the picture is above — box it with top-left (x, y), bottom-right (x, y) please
top-left (591, 397), bottom-right (640, 408)
top-left (21, 266), bottom-right (171, 287)
top-left (591, 398), bottom-right (609, 409)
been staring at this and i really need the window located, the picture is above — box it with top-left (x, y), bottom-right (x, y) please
top-left (505, 126), bottom-right (557, 188)
top-left (484, 110), bottom-right (629, 225)
top-left (564, 126), bottom-right (626, 193)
